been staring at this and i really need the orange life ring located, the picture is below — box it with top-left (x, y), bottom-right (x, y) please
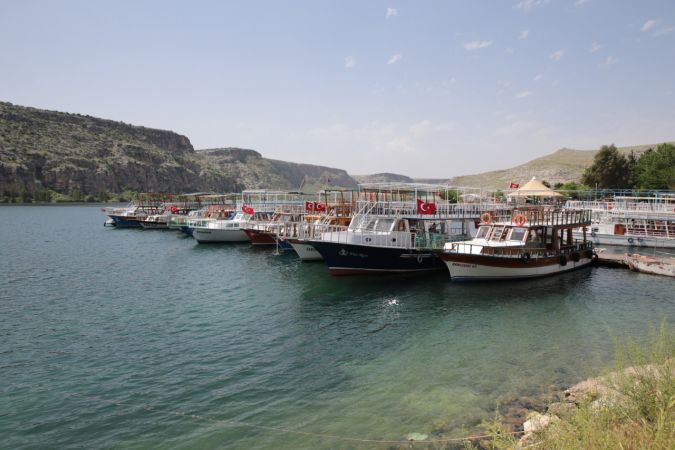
top-left (480, 212), bottom-right (492, 224)
top-left (513, 214), bottom-right (527, 226)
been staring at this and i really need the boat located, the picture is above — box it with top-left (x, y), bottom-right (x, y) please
top-left (284, 193), bottom-right (356, 261)
top-left (307, 184), bottom-right (496, 275)
top-left (439, 207), bottom-right (594, 281)
top-left (191, 212), bottom-right (251, 243)
top-left (139, 214), bottom-right (170, 229)
top-left (239, 191), bottom-right (311, 248)
top-left (105, 193), bottom-right (201, 228)
top-left (566, 195), bottom-right (675, 249)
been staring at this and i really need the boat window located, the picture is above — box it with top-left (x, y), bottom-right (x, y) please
top-left (475, 226), bottom-right (491, 239)
top-left (508, 227), bottom-right (527, 241)
top-left (375, 218), bottom-right (395, 232)
top-left (489, 226), bottom-right (506, 241)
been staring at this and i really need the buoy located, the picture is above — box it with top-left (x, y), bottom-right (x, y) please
top-left (513, 214), bottom-right (527, 226)
top-left (480, 212), bottom-right (492, 224)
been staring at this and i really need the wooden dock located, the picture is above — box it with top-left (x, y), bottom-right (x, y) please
top-left (595, 249), bottom-right (675, 277)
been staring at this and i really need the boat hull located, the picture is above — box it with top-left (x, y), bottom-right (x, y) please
top-left (193, 228), bottom-right (249, 243)
top-left (140, 221), bottom-right (169, 230)
top-left (244, 229), bottom-right (277, 246)
top-left (286, 239), bottom-right (323, 261)
top-left (108, 215), bottom-right (143, 228)
top-left (309, 241), bottom-right (445, 275)
top-left (440, 252), bottom-right (594, 281)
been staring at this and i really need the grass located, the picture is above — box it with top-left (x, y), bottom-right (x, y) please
top-left (467, 322), bottom-right (674, 449)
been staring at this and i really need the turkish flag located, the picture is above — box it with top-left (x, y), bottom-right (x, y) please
top-left (305, 201), bottom-right (315, 212)
top-left (315, 202), bottom-right (326, 212)
top-left (510, 182), bottom-right (520, 189)
top-left (417, 199), bottom-right (437, 215)
top-left (242, 204), bottom-right (254, 215)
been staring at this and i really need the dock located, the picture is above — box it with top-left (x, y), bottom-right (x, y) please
top-left (595, 249), bottom-right (675, 277)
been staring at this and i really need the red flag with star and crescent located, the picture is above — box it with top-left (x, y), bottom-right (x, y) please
top-left (417, 199), bottom-right (436, 215)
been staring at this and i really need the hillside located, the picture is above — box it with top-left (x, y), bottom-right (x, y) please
top-left (445, 144), bottom-right (666, 189)
top-left (0, 101), bottom-right (358, 196)
top-left (196, 148), bottom-right (357, 191)
top-left (352, 173), bottom-right (414, 184)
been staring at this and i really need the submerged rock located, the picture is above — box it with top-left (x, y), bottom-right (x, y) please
top-left (406, 432), bottom-right (429, 441)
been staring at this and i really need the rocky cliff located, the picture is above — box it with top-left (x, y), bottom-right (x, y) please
top-left (0, 101), bottom-right (358, 195)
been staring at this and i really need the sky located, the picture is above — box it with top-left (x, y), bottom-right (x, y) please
top-left (1, 0), bottom-right (674, 178)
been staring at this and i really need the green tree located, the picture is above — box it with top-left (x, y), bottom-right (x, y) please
top-left (632, 143), bottom-right (675, 189)
top-left (581, 144), bottom-right (632, 189)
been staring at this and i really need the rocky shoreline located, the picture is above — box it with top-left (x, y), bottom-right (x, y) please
top-left (493, 359), bottom-right (674, 448)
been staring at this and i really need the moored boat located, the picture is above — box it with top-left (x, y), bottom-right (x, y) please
top-left (308, 184), bottom-right (497, 275)
top-left (566, 196), bottom-right (675, 248)
top-left (192, 212), bottom-right (251, 243)
top-left (439, 207), bottom-right (594, 281)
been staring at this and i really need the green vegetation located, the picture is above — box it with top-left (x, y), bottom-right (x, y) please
top-left (470, 323), bottom-right (674, 450)
top-left (581, 144), bottom-right (632, 189)
top-left (582, 143), bottom-right (675, 190)
top-left (632, 143), bottom-right (675, 189)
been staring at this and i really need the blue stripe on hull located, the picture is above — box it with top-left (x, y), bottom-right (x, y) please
top-left (109, 216), bottom-right (143, 228)
top-left (309, 241), bottom-right (446, 275)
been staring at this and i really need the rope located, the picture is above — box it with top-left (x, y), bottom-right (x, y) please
top-left (66, 392), bottom-right (524, 445)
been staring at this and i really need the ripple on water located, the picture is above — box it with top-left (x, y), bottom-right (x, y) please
top-left (0, 205), bottom-right (673, 449)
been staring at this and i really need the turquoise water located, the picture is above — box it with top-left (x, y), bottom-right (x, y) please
top-left (1, 205), bottom-right (673, 449)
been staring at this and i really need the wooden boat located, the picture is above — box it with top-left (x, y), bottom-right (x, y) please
top-left (439, 207), bottom-right (594, 281)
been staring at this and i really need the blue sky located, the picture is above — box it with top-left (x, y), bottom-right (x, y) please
top-left (1, 0), bottom-right (674, 177)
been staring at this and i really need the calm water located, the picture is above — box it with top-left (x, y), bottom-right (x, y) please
top-left (1, 205), bottom-right (673, 449)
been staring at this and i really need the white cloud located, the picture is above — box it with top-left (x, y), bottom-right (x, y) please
top-left (589, 42), bottom-right (604, 53)
top-left (344, 56), bottom-right (355, 69)
top-left (514, 91), bottom-right (533, 99)
top-left (387, 54), bottom-right (402, 65)
top-left (515, 0), bottom-right (549, 12)
top-left (386, 8), bottom-right (398, 19)
top-left (463, 40), bottom-right (493, 50)
top-left (599, 56), bottom-right (618, 68)
top-left (641, 19), bottom-right (658, 32)
top-left (574, 0), bottom-right (590, 7)
top-left (533, 74), bottom-right (543, 82)
top-left (549, 49), bottom-right (566, 61)
top-left (519, 29), bottom-right (529, 40)
top-left (654, 26), bottom-right (675, 36)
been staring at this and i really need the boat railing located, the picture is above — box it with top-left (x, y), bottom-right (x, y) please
top-left (446, 240), bottom-right (593, 258)
top-left (491, 208), bottom-right (592, 227)
top-left (307, 224), bottom-right (469, 250)
top-left (566, 200), bottom-right (675, 213)
top-left (354, 200), bottom-right (510, 218)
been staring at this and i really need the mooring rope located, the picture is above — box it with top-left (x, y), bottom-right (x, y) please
top-left (65, 392), bottom-right (524, 445)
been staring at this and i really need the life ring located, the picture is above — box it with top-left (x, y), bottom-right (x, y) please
top-left (169, 205), bottom-right (178, 214)
top-left (559, 255), bottom-right (567, 266)
top-left (417, 254), bottom-right (424, 264)
top-left (513, 214), bottom-right (526, 226)
top-left (480, 212), bottom-right (492, 224)
top-left (627, 237), bottom-right (634, 244)
top-left (520, 252), bottom-right (531, 263)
